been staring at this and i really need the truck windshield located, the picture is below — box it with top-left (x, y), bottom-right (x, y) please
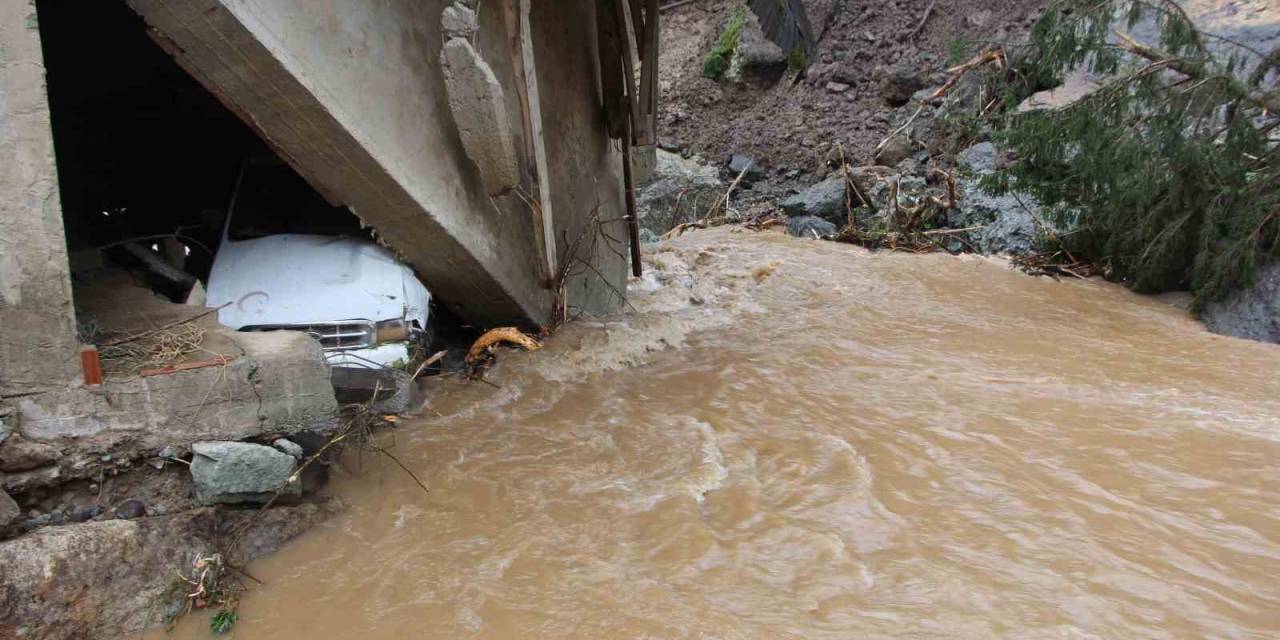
top-left (227, 163), bottom-right (366, 240)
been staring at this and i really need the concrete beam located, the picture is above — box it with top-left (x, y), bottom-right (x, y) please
top-left (0, 0), bottom-right (82, 397)
top-left (127, 0), bottom-right (555, 326)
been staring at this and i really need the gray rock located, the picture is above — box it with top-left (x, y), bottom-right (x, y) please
top-left (881, 65), bottom-right (926, 106)
top-left (726, 14), bottom-right (787, 87)
top-left (441, 5), bottom-right (478, 39)
top-left (779, 176), bottom-right (847, 222)
top-left (637, 151), bottom-right (722, 235)
top-left (68, 505), bottom-right (101, 523)
top-left (114, 499), bottom-right (146, 520)
top-left (874, 135), bottom-right (913, 167)
top-left (0, 488), bottom-right (19, 527)
top-left (0, 417), bottom-right (7, 446)
top-left (2, 465), bottom-right (61, 494)
top-left (273, 438), bottom-right (305, 460)
top-left (786, 215), bottom-right (838, 239)
top-left (957, 142), bottom-right (998, 174)
top-left (947, 180), bottom-right (1043, 255)
top-left (190, 441), bottom-right (297, 505)
top-left (1202, 262), bottom-right (1280, 344)
top-left (726, 154), bottom-right (765, 183)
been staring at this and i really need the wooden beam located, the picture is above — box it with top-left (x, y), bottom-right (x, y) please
top-left (519, 0), bottom-right (558, 282)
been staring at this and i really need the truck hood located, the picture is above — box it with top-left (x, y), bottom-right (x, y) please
top-left (207, 235), bottom-right (429, 329)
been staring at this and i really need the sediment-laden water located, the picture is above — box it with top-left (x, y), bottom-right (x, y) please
top-left (154, 228), bottom-right (1280, 639)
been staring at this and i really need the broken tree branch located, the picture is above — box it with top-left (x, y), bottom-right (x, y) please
top-left (1114, 31), bottom-right (1280, 114)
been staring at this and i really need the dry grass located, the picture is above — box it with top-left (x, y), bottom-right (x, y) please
top-left (99, 323), bottom-right (207, 376)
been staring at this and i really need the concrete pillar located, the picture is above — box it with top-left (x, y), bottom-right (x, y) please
top-left (0, 0), bottom-right (81, 396)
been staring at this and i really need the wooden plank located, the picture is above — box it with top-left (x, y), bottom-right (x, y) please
top-left (519, 0), bottom-right (558, 282)
top-left (140, 356), bottom-right (234, 377)
top-left (596, 0), bottom-right (628, 140)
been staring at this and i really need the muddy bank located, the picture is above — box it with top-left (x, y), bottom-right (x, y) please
top-left (0, 500), bottom-right (336, 639)
top-left (659, 0), bottom-right (1052, 170)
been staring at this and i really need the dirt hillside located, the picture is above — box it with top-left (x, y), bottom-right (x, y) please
top-left (659, 0), bottom-right (1054, 174)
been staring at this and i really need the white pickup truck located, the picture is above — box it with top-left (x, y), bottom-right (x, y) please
top-left (206, 158), bottom-right (431, 393)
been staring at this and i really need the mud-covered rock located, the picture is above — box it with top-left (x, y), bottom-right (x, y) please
top-left (779, 176), bottom-right (847, 222)
top-left (190, 441), bottom-right (297, 505)
top-left (874, 135), bottom-right (914, 167)
top-left (1202, 262), bottom-right (1280, 344)
top-left (637, 150), bottom-right (723, 235)
top-left (727, 14), bottom-right (788, 87)
top-left (0, 489), bottom-right (18, 528)
top-left (787, 215), bottom-right (838, 239)
top-left (113, 499), bottom-right (146, 520)
top-left (726, 154), bottom-right (765, 183)
top-left (881, 65), bottom-right (926, 106)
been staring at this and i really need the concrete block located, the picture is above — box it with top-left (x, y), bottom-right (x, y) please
top-left (442, 38), bottom-right (519, 196)
top-left (441, 4), bottom-right (477, 39)
top-left (7, 329), bottom-right (337, 487)
top-left (190, 441), bottom-right (297, 505)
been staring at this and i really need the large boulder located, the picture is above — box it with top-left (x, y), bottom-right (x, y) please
top-left (190, 441), bottom-right (297, 505)
top-left (779, 176), bottom-right (847, 222)
top-left (947, 142), bottom-right (1044, 255)
top-left (636, 150), bottom-right (723, 235)
top-left (947, 183), bottom-right (1042, 255)
top-left (726, 12), bottom-right (788, 87)
top-left (1202, 263), bottom-right (1280, 344)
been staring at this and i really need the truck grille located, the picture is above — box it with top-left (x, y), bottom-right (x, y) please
top-left (241, 321), bottom-right (375, 351)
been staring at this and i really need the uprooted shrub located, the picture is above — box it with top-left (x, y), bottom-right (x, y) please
top-left (982, 0), bottom-right (1279, 309)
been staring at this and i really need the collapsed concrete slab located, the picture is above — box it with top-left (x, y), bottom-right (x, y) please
top-left (5, 330), bottom-right (338, 491)
top-left (125, 0), bottom-right (630, 328)
top-left (442, 37), bottom-right (520, 196)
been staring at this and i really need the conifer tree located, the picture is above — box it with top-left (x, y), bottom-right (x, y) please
top-left (986, 0), bottom-right (1278, 308)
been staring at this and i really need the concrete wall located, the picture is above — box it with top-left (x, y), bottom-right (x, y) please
top-left (0, 0), bottom-right (81, 396)
top-left (531, 0), bottom-right (630, 316)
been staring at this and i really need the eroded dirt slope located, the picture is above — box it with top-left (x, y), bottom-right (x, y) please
top-left (659, 0), bottom-right (1053, 172)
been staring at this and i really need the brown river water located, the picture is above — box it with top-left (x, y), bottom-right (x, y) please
top-left (153, 228), bottom-right (1280, 639)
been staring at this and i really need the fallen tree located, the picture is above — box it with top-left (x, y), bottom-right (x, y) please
top-left (982, 0), bottom-right (1280, 309)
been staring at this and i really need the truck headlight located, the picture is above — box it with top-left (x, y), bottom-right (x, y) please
top-left (374, 318), bottom-right (410, 343)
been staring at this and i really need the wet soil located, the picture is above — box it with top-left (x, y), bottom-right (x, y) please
top-left (660, 0), bottom-right (1053, 172)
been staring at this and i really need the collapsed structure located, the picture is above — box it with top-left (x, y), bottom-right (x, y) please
top-left (0, 1), bottom-right (660, 633)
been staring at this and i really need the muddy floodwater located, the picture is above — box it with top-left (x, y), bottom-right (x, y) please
top-left (154, 229), bottom-right (1280, 639)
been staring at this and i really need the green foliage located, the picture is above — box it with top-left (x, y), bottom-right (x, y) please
top-left (985, 0), bottom-right (1280, 308)
top-left (210, 609), bottom-right (238, 635)
top-left (787, 45), bottom-right (807, 73)
top-left (702, 6), bottom-right (748, 80)
top-left (946, 36), bottom-right (972, 67)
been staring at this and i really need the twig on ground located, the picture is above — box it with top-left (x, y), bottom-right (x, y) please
top-left (909, 0), bottom-right (938, 41)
